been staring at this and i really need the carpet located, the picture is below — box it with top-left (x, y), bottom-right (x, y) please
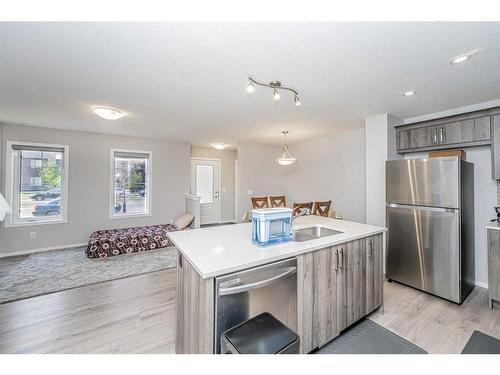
top-left (0, 246), bottom-right (177, 304)
top-left (461, 331), bottom-right (500, 354)
top-left (315, 319), bottom-right (427, 354)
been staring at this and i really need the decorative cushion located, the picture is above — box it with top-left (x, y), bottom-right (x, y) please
top-left (174, 213), bottom-right (194, 229)
top-left (86, 224), bottom-right (182, 259)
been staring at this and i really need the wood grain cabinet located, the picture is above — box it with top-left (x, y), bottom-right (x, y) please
top-left (492, 115), bottom-right (500, 180)
top-left (297, 233), bottom-right (384, 353)
top-left (395, 112), bottom-right (495, 154)
top-left (487, 229), bottom-right (500, 309)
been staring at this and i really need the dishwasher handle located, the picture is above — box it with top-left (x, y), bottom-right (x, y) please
top-left (218, 266), bottom-right (297, 296)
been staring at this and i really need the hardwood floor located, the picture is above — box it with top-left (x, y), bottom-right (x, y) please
top-left (368, 280), bottom-right (500, 354)
top-left (0, 269), bottom-right (177, 354)
top-left (1, 267), bottom-right (499, 354)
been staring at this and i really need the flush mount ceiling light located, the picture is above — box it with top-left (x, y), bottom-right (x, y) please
top-left (402, 90), bottom-right (416, 97)
top-left (276, 131), bottom-right (296, 166)
top-left (450, 54), bottom-right (471, 65)
top-left (91, 106), bottom-right (126, 120)
top-left (212, 143), bottom-right (227, 150)
top-left (247, 77), bottom-right (301, 106)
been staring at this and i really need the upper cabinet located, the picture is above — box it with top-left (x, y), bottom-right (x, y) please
top-left (492, 115), bottom-right (500, 180)
top-left (396, 115), bottom-right (493, 153)
top-left (395, 107), bottom-right (500, 179)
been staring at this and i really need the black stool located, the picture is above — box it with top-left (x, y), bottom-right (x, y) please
top-left (220, 312), bottom-right (300, 354)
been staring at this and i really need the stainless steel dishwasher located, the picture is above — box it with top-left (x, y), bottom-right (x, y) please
top-left (214, 258), bottom-right (297, 353)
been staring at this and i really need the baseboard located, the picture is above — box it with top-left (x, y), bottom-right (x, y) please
top-left (475, 281), bottom-right (488, 289)
top-left (218, 220), bottom-right (236, 224)
top-left (0, 242), bottom-right (87, 258)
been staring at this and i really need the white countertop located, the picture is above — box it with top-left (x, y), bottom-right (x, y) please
top-left (167, 216), bottom-right (386, 279)
top-left (487, 223), bottom-right (500, 231)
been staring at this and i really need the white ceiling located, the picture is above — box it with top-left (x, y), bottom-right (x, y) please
top-left (1, 22), bottom-right (499, 146)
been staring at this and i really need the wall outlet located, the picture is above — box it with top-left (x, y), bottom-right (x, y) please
top-left (30, 232), bottom-right (37, 239)
top-left (247, 190), bottom-right (253, 196)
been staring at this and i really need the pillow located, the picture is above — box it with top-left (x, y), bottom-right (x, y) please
top-left (174, 213), bottom-right (194, 229)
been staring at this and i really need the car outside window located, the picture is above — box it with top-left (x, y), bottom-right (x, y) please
top-left (110, 149), bottom-right (151, 218)
top-left (5, 142), bottom-right (69, 226)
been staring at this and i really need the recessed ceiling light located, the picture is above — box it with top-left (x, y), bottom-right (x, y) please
top-left (450, 54), bottom-right (471, 65)
top-left (212, 143), bottom-right (227, 150)
top-left (91, 106), bottom-right (126, 120)
top-left (403, 90), bottom-right (416, 97)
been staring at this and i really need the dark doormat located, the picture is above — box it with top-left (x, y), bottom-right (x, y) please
top-left (315, 319), bottom-right (427, 354)
top-left (461, 331), bottom-right (500, 354)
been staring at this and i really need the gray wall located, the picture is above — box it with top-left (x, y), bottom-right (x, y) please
top-left (190, 146), bottom-right (236, 223)
top-left (237, 141), bottom-right (289, 219)
top-left (237, 128), bottom-right (366, 223)
top-left (286, 128), bottom-right (366, 223)
top-left (0, 123), bottom-right (190, 255)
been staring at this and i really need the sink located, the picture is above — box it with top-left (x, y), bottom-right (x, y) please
top-left (292, 226), bottom-right (343, 242)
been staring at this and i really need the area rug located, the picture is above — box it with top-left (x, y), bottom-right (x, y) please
top-left (0, 246), bottom-right (177, 304)
top-left (461, 331), bottom-right (500, 354)
top-left (315, 319), bottom-right (427, 354)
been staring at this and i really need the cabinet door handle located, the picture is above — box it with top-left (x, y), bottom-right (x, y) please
top-left (339, 248), bottom-right (344, 269)
top-left (439, 128), bottom-right (444, 143)
top-left (334, 249), bottom-right (339, 272)
top-left (433, 128), bottom-right (437, 144)
top-left (368, 240), bottom-right (372, 259)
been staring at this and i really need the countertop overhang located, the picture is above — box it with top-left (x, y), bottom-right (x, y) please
top-left (167, 216), bottom-right (387, 279)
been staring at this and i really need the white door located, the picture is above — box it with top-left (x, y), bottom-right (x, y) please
top-left (190, 158), bottom-right (220, 225)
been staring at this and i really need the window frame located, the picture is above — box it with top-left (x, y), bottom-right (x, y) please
top-left (4, 141), bottom-right (69, 228)
top-left (109, 148), bottom-right (152, 219)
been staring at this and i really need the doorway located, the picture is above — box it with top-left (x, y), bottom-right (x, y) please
top-left (190, 158), bottom-right (221, 225)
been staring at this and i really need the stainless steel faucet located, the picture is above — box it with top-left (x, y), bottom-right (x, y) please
top-left (292, 208), bottom-right (311, 222)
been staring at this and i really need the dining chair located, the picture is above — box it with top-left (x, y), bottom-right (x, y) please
top-left (293, 202), bottom-right (313, 216)
top-left (312, 200), bottom-right (332, 217)
top-left (269, 195), bottom-right (286, 208)
top-left (251, 197), bottom-right (269, 209)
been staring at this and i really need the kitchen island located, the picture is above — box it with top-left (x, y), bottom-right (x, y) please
top-left (168, 215), bottom-right (386, 354)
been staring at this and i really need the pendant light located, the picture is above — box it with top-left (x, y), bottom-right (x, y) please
top-left (276, 131), bottom-right (296, 166)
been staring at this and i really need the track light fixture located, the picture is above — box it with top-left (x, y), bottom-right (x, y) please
top-left (247, 77), bottom-right (301, 106)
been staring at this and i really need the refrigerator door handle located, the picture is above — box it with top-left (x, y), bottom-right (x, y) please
top-left (386, 203), bottom-right (459, 213)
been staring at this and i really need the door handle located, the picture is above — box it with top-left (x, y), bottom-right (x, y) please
top-left (218, 267), bottom-right (296, 296)
top-left (433, 128), bottom-right (437, 144)
top-left (439, 128), bottom-right (444, 143)
top-left (339, 248), bottom-right (344, 269)
top-left (334, 249), bottom-right (339, 272)
top-left (368, 240), bottom-right (372, 259)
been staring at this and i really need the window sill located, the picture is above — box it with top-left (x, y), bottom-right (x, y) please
top-left (109, 213), bottom-right (152, 220)
top-left (3, 219), bottom-right (67, 228)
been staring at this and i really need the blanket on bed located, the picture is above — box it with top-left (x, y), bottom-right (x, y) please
top-left (86, 224), bottom-right (179, 258)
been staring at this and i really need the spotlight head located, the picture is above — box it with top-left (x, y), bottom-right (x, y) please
top-left (273, 88), bottom-right (280, 101)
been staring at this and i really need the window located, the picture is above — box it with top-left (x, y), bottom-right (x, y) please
top-left (30, 177), bottom-right (42, 186)
top-left (110, 149), bottom-right (151, 218)
top-left (195, 164), bottom-right (214, 204)
top-left (30, 159), bottom-right (42, 168)
top-left (5, 142), bottom-right (69, 226)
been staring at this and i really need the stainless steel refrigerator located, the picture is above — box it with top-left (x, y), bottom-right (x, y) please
top-left (386, 156), bottom-right (475, 303)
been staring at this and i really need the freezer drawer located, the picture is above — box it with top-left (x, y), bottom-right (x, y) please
top-left (386, 157), bottom-right (460, 208)
top-left (386, 204), bottom-right (461, 302)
